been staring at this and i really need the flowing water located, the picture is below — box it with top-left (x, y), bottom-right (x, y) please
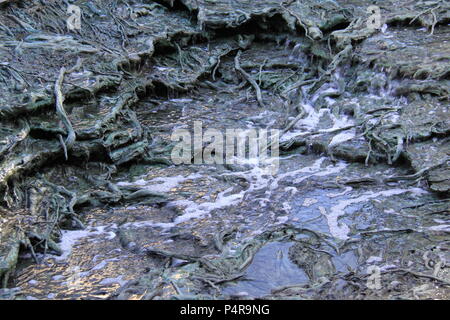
top-left (12, 41), bottom-right (449, 299)
top-left (0, 0), bottom-right (448, 298)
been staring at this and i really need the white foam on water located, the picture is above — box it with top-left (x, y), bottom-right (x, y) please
top-left (99, 276), bottom-right (127, 286)
top-left (170, 98), bottom-right (193, 103)
top-left (117, 173), bottom-right (203, 193)
top-left (302, 198), bottom-right (318, 207)
top-left (329, 130), bottom-right (356, 148)
top-left (294, 103), bottom-right (326, 131)
top-left (380, 264), bottom-right (397, 271)
top-left (387, 113), bottom-right (400, 123)
top-left (367, 256), bottom-right (383, 263)
top-left (247, 110), bottom-right (277, 122)
top-left (281, 110), bottom-right (355, 143)
top-left (91, 258), bottom-right (120, 272)
top-left (325, 97), bottom-right (336, 106)
top-left (56, 229), bottom-right (95, 261)
top-left (122, 185), bottom-right (247, 230)
top-left (324, 188), bottom-right (428, 240)
top-left (428, 225), bottom-right (450, 232)
top-left (330, 112), bottom-right (355, 128)
top-left (276, 216), bottom-right (289, 224)
top-left (121, 157), bottom-right (348, 231)
top-left (284, 187), bottom-right (298, 195)
top-left (175, 186), bottom-right (246, 224)
top-left (121, 219), bottom-right (171, 230)
top-left (272, 157), bottom-right (326, 189)
top-left (54, 225), bottom-right (118, 261)
top-left (293, 160), bottom-right (347, 184)
top-left (311, 87), bottom-right (339, 104)
top-left (327, 186), bottom-right (353, 198)
top-left (256, 157), bottom-right (347, 192)
top-left (106, 231), bottom-right (116, 240)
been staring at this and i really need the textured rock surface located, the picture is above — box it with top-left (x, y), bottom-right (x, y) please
top-left (0, 0), bottom-right (448, 299)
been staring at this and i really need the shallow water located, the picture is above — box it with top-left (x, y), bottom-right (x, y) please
top-left (12, 40), bottom-right (450, 300)
top-left (222, 242), bottom-right (309, 297)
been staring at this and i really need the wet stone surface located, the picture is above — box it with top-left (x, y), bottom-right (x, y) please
top-left (0, 0), bottom-right (449, 300)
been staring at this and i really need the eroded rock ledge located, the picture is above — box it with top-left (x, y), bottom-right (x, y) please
top-left (0, 0), bottom-right (449, 296)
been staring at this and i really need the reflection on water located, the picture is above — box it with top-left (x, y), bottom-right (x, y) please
top-left (12, 41), bottom-right (450, 300)
top-left (223, 242), bottom-right (308, 297)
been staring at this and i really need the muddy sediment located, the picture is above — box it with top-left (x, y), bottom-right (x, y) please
top-left (0, 0), bottom-right (449, 300)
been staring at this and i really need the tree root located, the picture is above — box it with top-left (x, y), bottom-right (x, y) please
top-left (280, 104), bottom-right (306, 137)
top-left (382, 268), bottom-right (450, 287)
top-left (54, 67), bottom-right (76, 161)
top-left (383, 158), bottom-right (449, 183)
top-left (234, 50), bottom-right (266, 108)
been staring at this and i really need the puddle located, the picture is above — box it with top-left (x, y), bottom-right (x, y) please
top-left (2, 3), bottom-right (448, 300)
top-left (223, 242), bottom-right (308, 297)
